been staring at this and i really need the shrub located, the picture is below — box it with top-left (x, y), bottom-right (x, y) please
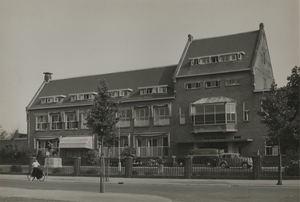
top-left (86, 150), bottom-right (99, 165)
top-left (52, 168), bottom-right (63, 174)
top-left (86, 168), bottom-right (98, 174)
top-left (132, 170), bottom-right (138, 175)
top-left (10, 165), bottom-right (22, 172)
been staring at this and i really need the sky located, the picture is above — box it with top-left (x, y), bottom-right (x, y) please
top-left (0, 0), bottom-right (299, 134)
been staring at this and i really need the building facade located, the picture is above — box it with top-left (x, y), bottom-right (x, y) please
top-left (26, 23), bottom-right (276, 163)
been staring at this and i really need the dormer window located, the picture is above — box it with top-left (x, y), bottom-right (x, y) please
top-left (70, 92), bottom-right (97, 102)
top-left (108, 88), bottom-right (133, 98)
top-left (190, 51), bottom-right (245, 66)
top-left (40, 95), bottom-right (66, 104)
top-left (139, 85), bottom-right (168, 95)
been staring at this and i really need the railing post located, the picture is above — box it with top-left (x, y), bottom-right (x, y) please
top-left (73, 157), bottom-right (81, 177)
top-left (184, 156), bottom-right (192, 179)
top-left (125, 157), bottom-right (132, 178)
top-left (252, 155), bottom-right (261, 179)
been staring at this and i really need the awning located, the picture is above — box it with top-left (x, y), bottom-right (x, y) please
top-left (192, 96), bottom-right (234, 105)
top-left (59, 136), bottom-right (93, 149)
top-left (177, 138), bottom-right (253, 144)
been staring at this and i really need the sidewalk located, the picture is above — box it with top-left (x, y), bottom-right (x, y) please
top-left (0, 174), bottom-right (299, 202)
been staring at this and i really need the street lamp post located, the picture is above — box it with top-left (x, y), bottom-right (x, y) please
top-left (118, 124), bottom-right (121, 173)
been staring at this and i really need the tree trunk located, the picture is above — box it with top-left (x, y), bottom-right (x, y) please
top-left (100, 136), bottom-right (105, 193)
top-left (277, 136), bottom-right (282, 185)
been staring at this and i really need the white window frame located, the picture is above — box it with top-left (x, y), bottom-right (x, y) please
top-left (243, 101), bottom-right (250, 121)
top-left (179, 107), bottom-right (185, 125)
top-left (134, 108), bottom-right (149, 127)
top-left (81, 113), bottom-right (89, 129)
top-left (50, 113), bottom-right (62, 130)
top-left (205, 80), bottom-right (221, 88)
top-left (117, 109), bottom-right (131, 128)
top-left (185, 82), bottom-right (201, 90)
top-left (65, 112), bottom-right (78, 130)
top-left (153, 106), bottom-right (170, 126)
top-left (225, 78), bottom-right (241, 86)
top-left (36, 115), bottom-right (47, 131)
top-left (265, 141), bottom-right (279, 156)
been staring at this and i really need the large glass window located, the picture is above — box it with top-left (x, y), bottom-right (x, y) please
top-left (154, 106), bottom-right (170, 126)
top-left (134, 107), bottom-right (149, 127)
top-left (193, 103), bottom-right (235, 125)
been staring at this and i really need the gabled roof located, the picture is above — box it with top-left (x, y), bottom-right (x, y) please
top-left (28, 65), bottom-right (177, 110)
top-left (174, 30), bottom-right (261, 78)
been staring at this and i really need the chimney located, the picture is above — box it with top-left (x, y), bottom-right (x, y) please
top-left (43, 72), bottom-right (52, 82)
top-left (259, 23), bottom-right (264, 30)
top-left (188, 34), bottom-right (193, 42)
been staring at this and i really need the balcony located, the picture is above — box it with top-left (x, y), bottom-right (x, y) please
top-left (192, 123), bottom-right (237, 133)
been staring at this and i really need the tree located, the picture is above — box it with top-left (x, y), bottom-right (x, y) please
top-left (0, 124), bottom-right (9, 139)
top-left (86, 79), bottom-right (120, 193)
top-left (259, 66), bottom-right (300, 185)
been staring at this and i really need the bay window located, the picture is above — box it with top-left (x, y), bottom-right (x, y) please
top-left (192, 102), bottom-right (236, 125)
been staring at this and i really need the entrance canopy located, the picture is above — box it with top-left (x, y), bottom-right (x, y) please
top-left (59, 136), bottom-right (93, 149)
top-left (192, 96), bottom-right (234, 105)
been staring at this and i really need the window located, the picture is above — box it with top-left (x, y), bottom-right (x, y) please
top-left (210, 56), bottom-right (219, 63)
top-left (243, 101), bottom-right (250, 121)
top-left (205, 80), bottom-right (220, 88)
top-left (139, 86), bottom-right (168, 95)
top-left (225, 78), bottom-right (241, 86)
top-left (70, 93), bottom-right (96, 101)
top-left (185, 82), bottom-right (201, 90)
top-left (81, 113), bottom-right (88, 129)
top-left (134, 107), bottom-right (149, 127)
top-left (136, 136), bottom-right (168, 157)
top-left (154, 106), bottom-right (170, 126)
top-left (65, 112), bottom-right (78, 129)
top-left (179, 107), bottom-right (185, 125)
top-left (263, 77), bottom-right (267, 89)
top-left (193, 104), bottom-right (226, 125)
top-left (226, 103), bottom-right (236, 123)
top-left (190, 52), bottom-right (244, 66)
top-left (36, 115), bottom-right (47, 131)
top-left (199, 57), bottom-right (209, 64)
top-left (117, 109), bottom-right (131, 128)
top-left (50, 113), bottom-right (62, 130)
top-left (265, 141), bottom-right (278, 156)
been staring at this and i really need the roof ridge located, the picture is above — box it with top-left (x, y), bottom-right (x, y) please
top-left (50, 64), bottom-right (177, 82)
top-left (191, 30), bottom-right (259, 42)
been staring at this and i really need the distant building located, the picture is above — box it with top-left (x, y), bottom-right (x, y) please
top-left (26, 23), bottom-right (276, 163)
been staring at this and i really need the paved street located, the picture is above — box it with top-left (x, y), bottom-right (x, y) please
top-left (0, 175), bottom-right (299, 202)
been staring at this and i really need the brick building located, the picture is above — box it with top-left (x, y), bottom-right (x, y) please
top-left (26, 23), bottom-right (275, 163)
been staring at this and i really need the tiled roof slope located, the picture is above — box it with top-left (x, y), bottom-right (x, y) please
top-left (28, 65), bottom-right (177, 109)
top-left (175, 30), bottom-right (260, 77)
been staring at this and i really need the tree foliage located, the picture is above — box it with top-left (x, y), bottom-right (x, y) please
top-left (259, 66), bottom-right (300, 152)
top-left (86, 79), bottom-right (120, 153)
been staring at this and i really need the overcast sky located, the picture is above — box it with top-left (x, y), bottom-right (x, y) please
top-left (0, 0), bottom-right (299, 133)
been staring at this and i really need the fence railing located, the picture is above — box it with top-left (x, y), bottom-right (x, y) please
top-left (1, 156), bottom-right (299, 179)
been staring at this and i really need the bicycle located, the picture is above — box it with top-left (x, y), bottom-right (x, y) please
top-left (27, 168), bottom-right (46, 182)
